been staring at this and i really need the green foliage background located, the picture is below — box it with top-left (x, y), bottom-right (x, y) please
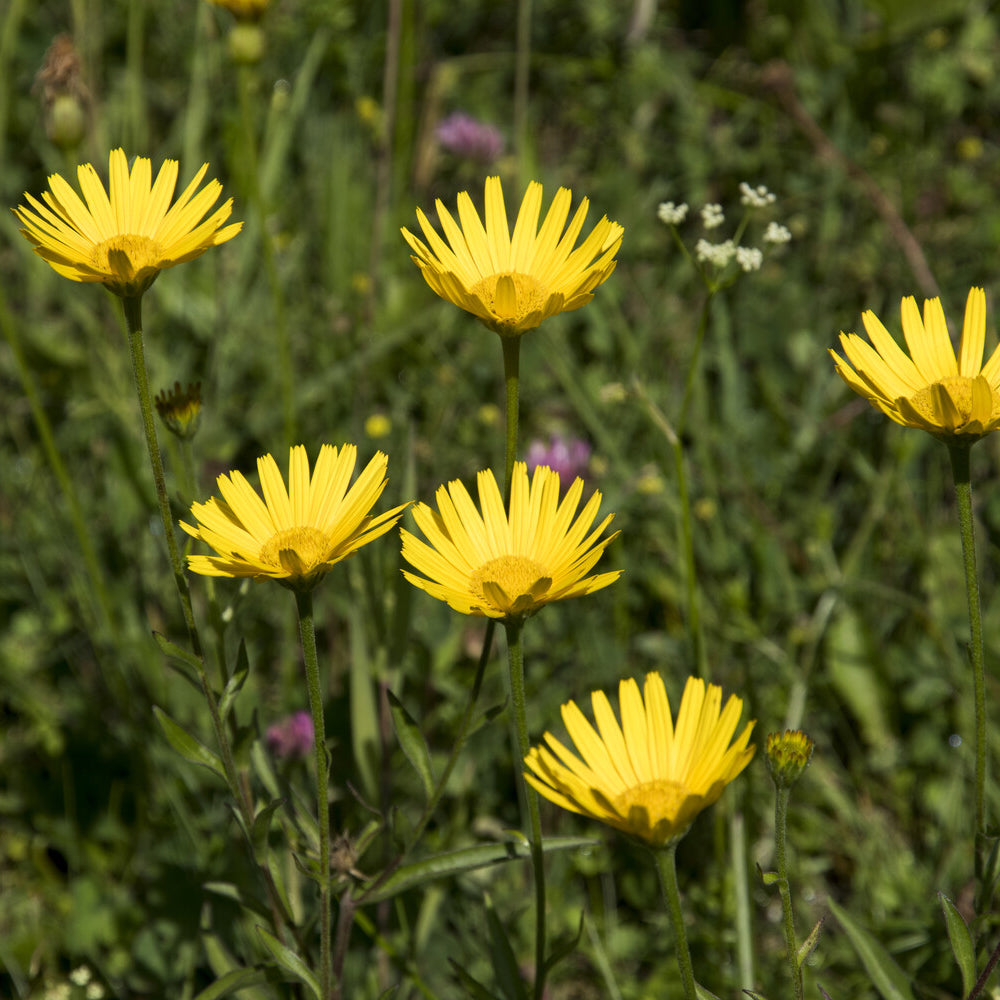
top-left (4, 0), bottom-right (1000, 997)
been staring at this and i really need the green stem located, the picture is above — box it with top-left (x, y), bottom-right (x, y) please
top-left (948, 444), bottom-right (988, 861)
top-left (122, 295), bottom-right (202, 659)
top-left (296, 588), bottom-right (332, 1000)
top-left (124, 295), bottom-right (295, 944)
top-left (0, 286), bottom-right (115, 641)
top-left (504, 619), bottom-right (547, 1000)
top-left (513, 0), bottom-right (533, 181)
top-left (774, 785), bottom-right (803, 1000)
top-left (237, 61), bottom-right (294, 446)
top-left (653, 842), bottom-right (697, 1000)
top-left (501, 336), bottom-right (522, 498)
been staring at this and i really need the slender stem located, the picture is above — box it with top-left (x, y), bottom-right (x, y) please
top-left (967, 933), bottom-right (1000, 1000)
top-left (237, 62), bottom-right (294, 446)
top-left (123, 295), bottom-right (295, 944)
top-left (122, 295), bottom-right (203, 659)
top-left (670, 293), bottom-right (714, 676)
top-left (653, 842), bottom-right (697, 1000)
top-left (774, 785), bottom-right (804, 1000)
top-left (513, 0), bottom-right (533, 181)
top-left (296, 589), bottom-right (332, 1000)
top-left (504, 619), bottom-right (547, 1000)
top-left (0, 287), bottom-right (116, 641)
top-left (501, 336), bottom-right (522, 498)
top-left (948, 444), bottom-right (989, 873)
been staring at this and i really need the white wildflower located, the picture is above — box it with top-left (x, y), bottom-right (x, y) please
top-left (657, 201), bottom-right (689, 225)
top-left (735, 246), bottom-right (763, 272)
top-left (739, 182), bottom-right (777, 207)
top-left (695, 238), bottom-right (736, 267)
top-left (701, 203), bottom-right (725, 229)
top-left (763, 221), bottom-right (792, 245)
top-left (86, 984), bottom-right (106, 1000)
top-left (70, 968), bottom-right (92, 987)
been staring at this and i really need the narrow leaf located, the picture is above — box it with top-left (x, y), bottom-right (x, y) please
top-left (192, 969), bottom-right (269, 1000)
top-left (938, 892), bottom-right (976, 997)
top-left (152, 632), bottom-right (200, 687)
top-left (827, 898), bottom-right (915, 1000)
top-left (255, 927), bottom-right (320, 1000)
top-left (450, 960), bottom-right (502, 1000)
top-left (543, 913), bottom-right (584, 977)
top-left (251, 799), bottom-right (286, 856)
top-left (388, 690), bottom-right (434, 800)
top-left (362, 836), bottom-right (597, 904)
top-left (153, 707), bottom-right (226, 781)
top-left (220, 642), bottom-right (250, 720)
top-left (694, 986), bottom-right (722, 1000)
top-left (797, 917), bottom-right (825, 968)
top-left (486, 894), bottom-right (529, 1000)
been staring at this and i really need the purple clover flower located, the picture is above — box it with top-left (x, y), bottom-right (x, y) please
top-left (266, 710), bottom-right (314, 760)
top-left (435, 112), bottom-right (505, 163)
top-left (526, 435), bottom-right (591, 483)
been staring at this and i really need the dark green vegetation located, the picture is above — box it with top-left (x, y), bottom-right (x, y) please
top-left (3, 0), bottom-right (1000, 997)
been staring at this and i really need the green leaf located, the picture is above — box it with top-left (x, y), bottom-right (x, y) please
top-left (220, 641), bottom-right (250, 720)
top-left (387, 690), bottom-right (434, 800)
top-left (361, 836), bottom-right (597, 904)
top-left (153, 706), bottom-right (226, 781)
top-left (152, 632), bottom-right (201, 687)
top-left (938, 892), bottom-right (976, 997)
top-left (797, 917), bottom-right (825, 968)
top-left (255, 927), bottom-right (320, 1000)
top-left (251, 799), bottom-right (286, 856)
top-left (544, 913), bottom-right (584, 977)
top-left (191, 969), bottom-right (269, 1000)
top-left (450, 960), bottom-right (502, 1000)
top-left (694, 985), bottom-right (722, 1000)
top-left (827, 898), bottom-right (915, 1000)
top-left (485, 893), bottom-right (529, 1000)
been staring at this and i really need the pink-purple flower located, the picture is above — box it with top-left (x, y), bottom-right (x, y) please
top-left (266, 711), bottom-right (314, 759)
top-left (435, 112), bottom-right (505, 163)
top-left (525, 435), bottom-right (591, 482)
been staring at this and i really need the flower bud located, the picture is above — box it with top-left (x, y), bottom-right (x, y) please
top-left (765, 729), bottom-right (814, 788)
top-left (154, 381), bottom-right (203, 440)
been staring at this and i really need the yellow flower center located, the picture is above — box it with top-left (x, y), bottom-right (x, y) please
top-left (612, 779), bottom-right (688, 826)
top-left (90, 233), bottom-right (164, 292)
top-left (907, 374), bottom-right (1000, 431)
top-left (469, 271), bottom-right (547, 333)
top-left (469, 555), bottom-right (551, 614)
top-left (258, 526), bottom-right (331, 578)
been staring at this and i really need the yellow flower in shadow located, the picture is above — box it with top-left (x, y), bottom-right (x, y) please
top-left (182, 445), bottom-right (408, 591)
top-left (402, 176), bottom-right (623, 337)
top-left (13, 148), bottom-right (241, 297)
top-left (525, 673), bottom-right (755, 847)
top-left (400, 462), bottom-right (620, 620)
top-left (831, 287), bottom-right (1000, 439)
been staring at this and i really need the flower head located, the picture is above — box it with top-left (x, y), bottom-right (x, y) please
top-left (182, 444), bottom-right (408, 591)
top-left (402, 177), bottom-right (623, 337)
top-left (831, 287), bottom-right (1000, 440)
top-left (13, 148), bottom-right (241, 297)
top-left (435, 112), bottom-right (505, 163)
top-left (267, 711), bottom-right (315, 759)
top-left (526, 435), bottom-right (591, 482)
top-left (765, 729), bottom-right (814, 788)
top-left (154, 381), bottom-right (203, 440)
top-left (400, 462), bottom-right (620, 621)
top-left (525, 674), bottom-right (755, 847)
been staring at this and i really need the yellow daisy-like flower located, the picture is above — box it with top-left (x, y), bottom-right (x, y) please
top-left (13, 148), bottom-right (242, 297)
top-left (182, 444), bottom-right (408, 591)
top-left (831, 287), bottom-right (1000, 439)
top-left (525, 674), bottom-right (755, 847)
top-left (401, 176), bottom-right (624, 337)
top-left (400, 462), bottom-right (620, 620)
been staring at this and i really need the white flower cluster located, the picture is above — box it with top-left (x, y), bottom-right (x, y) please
top-left (657, 201), bottom-right (689, 225)
top-left (763, 221), bottom-right (792, 245)
top-left (735, 246), bottom-right (763, 272)
top-left (695, 238), bottom-right (736, 267)
top-left (739, 182), bottom-right (777, 208)
top-left (701, 203), bottom-right (725, 230)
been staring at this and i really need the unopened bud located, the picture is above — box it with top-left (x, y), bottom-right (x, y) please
top-left (154, 381), bottom-right (203, 440)
top-left (765, 729), bottom-right (814, 787)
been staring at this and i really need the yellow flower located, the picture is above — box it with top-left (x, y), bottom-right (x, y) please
top-left (831, 287), bottom-right (1000, 439)
top-left (400, 462), bottom-right (620, 620)
top-left (13, 148), bottom-right (241, 297)
top-left (402, 176), bottom-right (624, 337)
top-left (207, 0), bottom-right (271, 21)
top-left (525, 674), bottom-right (755, 847)
top-left (182, 444), bottom-right (408, 591)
